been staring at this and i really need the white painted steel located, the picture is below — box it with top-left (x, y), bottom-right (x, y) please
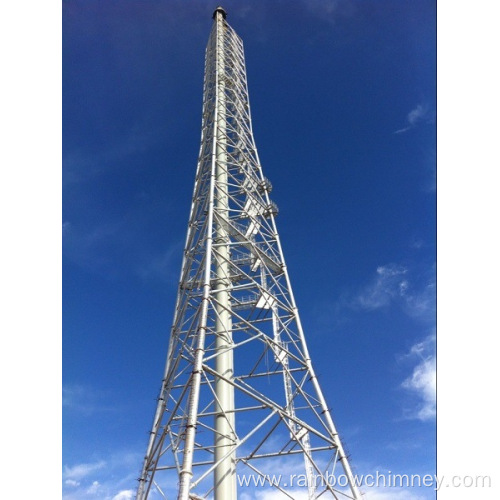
top-left (213, 8), bottom-right (237, 500)
top-left (136, 7), bottom-right (362, 500)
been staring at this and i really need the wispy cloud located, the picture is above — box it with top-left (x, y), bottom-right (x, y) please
top-left (363, 489), bottom-right (427, 500)
top-left (345, 265), bottom-right (436, 422)
top-left (394, 104), bottom-right (433, 134)
top-left (400, 333), bottom-right (436, 421)
top-left (351, 263), bottom-right (436, 323)
top-left (299, 0), bottom-right (358, 29)
top-left (86, 481), bottom-right (101, 495)
top-left (354, 264), bottom-right (409, 310)
top-left (62, 216), bottom-right (182, 283)
top-left (62, 219), bottom-right (126, 272)
top-left (63, 452), bottom-right (141, 500)
top-left (112, 491), bottom-right (135, 500)
top-left (242, 485), bottom-right (426, 500)
top-left (318, 262), bottom-right (435, 333)
top-left (135, 240), bottom-right (183, 282)
top-left (303, 0), bottom-right (341, 17)
top-left (63, 128), bottom-right (153, 186)
top-left (63, 384), bottom-right (118, 416)
top-left (63, 460), bottom-right (106, 482)
top-left (408, 105), bottom-right (428, 126)
top-left (241, 489), bottom-right (310, 500)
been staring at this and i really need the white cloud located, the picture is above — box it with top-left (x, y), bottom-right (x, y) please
top-left (112, 491), bottom-right (135, 500)
top-left (394, 103), bottom-right (433, 134)
top-left (400, 334), bottom-right (436, 421)
top-left (403, 281), bottom-right (436, 322)
top-left (135, 240), bottom-right (183, 282)
top-left (363, 489), bottom-right (426, 500)
top-left (394, 127), bottom-right (411, 134)
top-left (303, 0), bottom-right (340, 17)
top-left (407, 104), bottom-right (427, 125)
top-left (352, 263), bottom-right (436, 324)
top-left (252, 486), bottom-right (425, 500)
top-left (349, 265), bottom-right (436, 421)
top-left (62, 384), bottom-right (88, 408)
top-left (63, 460), bottom-right (106, 481)
top-left (354, 264), bottom-right (408, 310)
top-left (62, 450), bottom-right (143, 500)
top-left (298, 0), bottom-right (357, 29)
top-left (86, 481), bottom-right (101, 495)
top-left (242, 488), bottom-right (310, 500)
top-left (62, 384), bottom-right (115, 415)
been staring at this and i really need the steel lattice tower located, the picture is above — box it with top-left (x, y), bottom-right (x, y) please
top-left (137, 7), bottom-right (361, 500)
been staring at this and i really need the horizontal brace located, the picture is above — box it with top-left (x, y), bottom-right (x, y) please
top-left (154, 445), bottom-right (336, 471)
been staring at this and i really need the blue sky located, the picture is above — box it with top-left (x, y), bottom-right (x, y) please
top-left (52, 1), bottom-right (500, 499)
top-left (62, 1), bottom-right (436, 498)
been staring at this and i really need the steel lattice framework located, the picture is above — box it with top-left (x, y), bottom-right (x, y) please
top-left (137, 7), bottom-right (362, 500)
